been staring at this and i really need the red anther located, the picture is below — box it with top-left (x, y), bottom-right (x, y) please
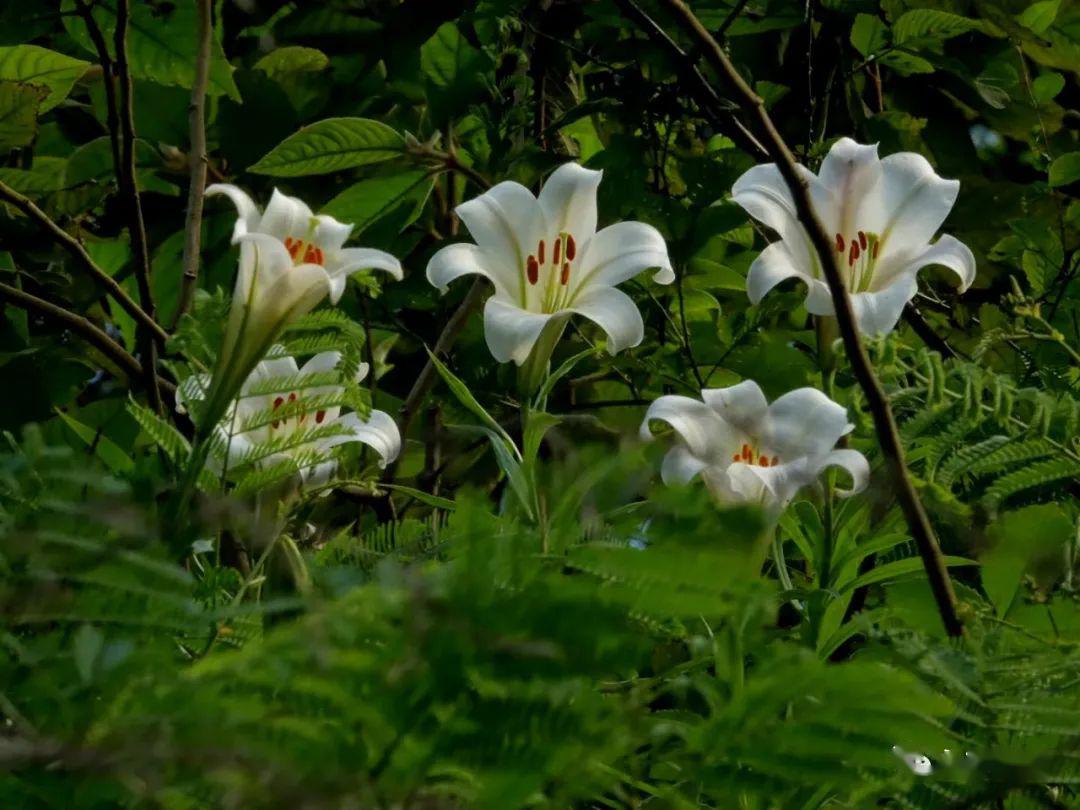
top-left (759, 457), bottom-right (769, 467)
top-left (835, 233), bottom-right (845, 253)
top-left (732, 453), bottom-right (740, 462)
top-left (553, 238), bottom-right (562, 265)
top-left (272, 396), bottom-right (284, 429)
top-left (526, 255), bottom-right (539, 285)
top-left (858, 231), bottom-right (867, 250)
top-left (560, 261), bottom-right (571, 285)
top-left (872, 241), bottom-right (880, 259)
top-left (741, 443), bottom-right (751, 460)
top-left (284, 237), bottom-right (301, 261)
top-left (288, 392), bottom-right (297, 402)
top-left (772, 456), bottom-right (780, 466)
top-left (302, 245), bottom-right (324, 265)
top-left (565, 233), bottom-right (576, 261)
top-left (315, 410), bottom-right (326, 424)
top-left (849, 242), bottom-right (860, 266)
top-left (537, 239), bottom-right (545, 264)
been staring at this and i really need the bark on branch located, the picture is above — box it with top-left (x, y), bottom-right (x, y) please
top-left (173, 0), bottom-right (213, 328)
top-left (640, 0), bottom-right (964, 636)
top-left (0, 180), bottom-right (168, 346)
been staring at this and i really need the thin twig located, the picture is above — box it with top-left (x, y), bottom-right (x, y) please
top-left (647, 0), bottom-right (964, 636)
top-left (113, 0), bottom-right (163, 411)
top-left (173, 0), bottom-right (213, 328)
top-left (0, 281), bottom-right (174, 399)
top-left (0, 180), bottom-right (168, 345)
top-left (716, 0), bottom-right (752, 38)
top-left (72, 0), bottom-right (120, 173)
top-left (611, 0), bottom-right (768, 159)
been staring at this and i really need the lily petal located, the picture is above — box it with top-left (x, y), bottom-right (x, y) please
top-left (567, 286), bottom-right (643, 355)
top-left (574, 221), bottom-right (674, 291)
top-left (820, 448), bottom-right (870, 497)
top-left (640, 394), bottom-right (736, 462)
top-left (537, 162), bottom-right (602, 240)
top-left (732, 163), bottom-right (823, 251)
top-left (259, 188), bottom-right (316, 240)
top-left (817, 138), bottom-right (881, 235)
top-left (745, 240), bottom-right (813, 305)
top-left (727, 457), bottom-right (818, 511)
top-left (455, 180), bottom-right (546, 305)
top-left (873, 152), bottom-right (959, 248)
top-left (326, 247), bottom-right (404, 302)
top-left (660, 445), bottom-right (710, 486)
top-left (325, 410), bottom-right (402, 467)
top-left (762, 387), bottom-right (853, 459)
top-left (205, 183), bottom-right (261, 242)
top-left (483, 297), bottom-right (559, 365)
top-left (848, 274), bottom-right (919, 336)
top-left (875, 234), bottom-right (976, 294)
top-left (313, 214), bottom-right (353, 253)
top-left (702, 380), bottom-right (768, 434)
top-left (427, 242), bottom-right (515, 298)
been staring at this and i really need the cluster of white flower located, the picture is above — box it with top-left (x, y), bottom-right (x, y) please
top-left (187, 137), bottom-right (974, 506)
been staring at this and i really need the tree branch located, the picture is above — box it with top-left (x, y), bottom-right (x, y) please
top-left (0, 180), bottom-right (168, 346)
top-left (72, 0), bottom-right (121, 174)
top-left (645, 0), bottom-right (964, 636)
top-left (114, 0), bottom-right (163, 412)
top-left (0, 281), bottom-right (174, 400)
top-left (612, 0), bottom-right (768, 159)
top-left (173, 0), bottom-right (213, 329)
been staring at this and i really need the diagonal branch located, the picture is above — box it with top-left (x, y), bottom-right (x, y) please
top-left (642, 0), bottom-right (964, 636)
top-left (612, 0), bottom-right (767, 158)
top-left (0, 281), bottom-right (175, 399)
top-left (114, 0), bottom-right (163, 411)
top-left (173, 0), bottom-right (213, 328)
top-left (0, 180), bottom-right (168, 346)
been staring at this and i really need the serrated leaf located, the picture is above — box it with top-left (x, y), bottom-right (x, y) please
top-left (250, 118), bottom-right (405, 177)
top-left (254, 46), bottom-right (329, 79)
top-left (1017, 0), bottom-right (1060, 34)
top-left (893, 9), bottom-right (980, 45)
top-left (322, 169), bottom-right (435, 235)
top-left (0, 45), bottom-right (88, 112)
top-left (0, 81), bottom-right (46, 151)
top-left (1048, 152), bottom-right (1080, 187)
top-left (850, 14), bottom-right (887, 57)
top-left (61, 0), bottom-right (239, 101)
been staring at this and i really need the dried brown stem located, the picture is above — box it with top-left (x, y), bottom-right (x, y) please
top-left (0, 180), bottom-right (168, 346)
top-left (643, 0), bottom-right (964, 636)
top-left (113, 0), bottom-right (162, 411)
top-left (173, 0), bottom-right (213, 328)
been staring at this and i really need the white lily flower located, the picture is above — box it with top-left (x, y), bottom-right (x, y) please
top-left (177, 348), bottom-right (401, 489)
top-left (732, 138), bottom-right (975, 335)
top-left (199, 185), bottom-right (402, 432)
top-left (640, 380), bottom-right (869, 513)
top-left (426, 162), bottom-right (674, 364)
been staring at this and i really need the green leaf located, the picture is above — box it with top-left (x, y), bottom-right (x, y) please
top-left (250, 118), bottom-right (405, 177)
top-left (1048, 152), bottom-right (1080, 187)
top-left (850, 14), bottom-right (887, 57)
top-left (425, 348), bottom-right (518, 458)
top-left (54, 408), bottom-right (135, 475)
top-left (254, 46), bottom-right (329, 79)
top-left (1032, 72), bottom-right (1065, 102)
top-left (0, 45), bottom-right (89, 111)
top-left (72, 623), bottom-right (104, 685)
top-left (61, 0), bottom-right (240, 101)
top-left (0, 81), bottom-right (46, 150)
top-left (982, 505), bottom-right (1072, 616)
top-left (421, 22), bottom-right (489, 91)
top-left (379, 483), bottom-right (457, 512)
top-left (840, 555), bottom-right (976, 594)
top-left (879, 50), bottom-right (936, 75)
top-left (1017, 0), bottom-right (1060, 34)
top-left (322, 169), bottom-right (435, 234)
top-left (892, 9), bottom-right (980, 45)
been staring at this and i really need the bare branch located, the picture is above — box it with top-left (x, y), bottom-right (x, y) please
top-left (173, 0), bottom-right (213, 328)
top-left (640, 0), bottom-right (964, 636)
top-left (0, 180), bottom-right (168, 346)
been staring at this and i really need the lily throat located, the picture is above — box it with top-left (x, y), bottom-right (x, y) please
top-left (524, 232), bottom-right (578, 313)
top-left (834, 230), bottom-right (881, 293)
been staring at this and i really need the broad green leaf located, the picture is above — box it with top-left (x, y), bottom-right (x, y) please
top-left (0, 45), bottom-right (89, 111)
top-left (982, 505), bottom-right (1072, 616)
top-left (421, 22), bottom-right (489, 90)
top-left (54, 408), bottom-right (136, 474)
top-left (61, 0), bottom-right (240, 101)
top-left (850, 14), bottom-right (887, 57)
top-left (879, 50), bottom-right (936, 75)
top-left (250, 118), bottom-right (405, 177)
top-left (893, 9), bottom-right (980, 45)
top-left (841, 555), bottom-right (977, 594)
top-left (1048, 151), bottom-right (1080, 187)
top-left (0, 156), bottom-right (65, 195)
top-left (1032, 71), bottom-right (1065, 102)
top-left (322, 169), bottom-right (435, 234)
top-left (0, 81), bottom-right (46, 150)
top-left (254, 46), bottom-right (329, 79)
top-left (1017, 0), bottom-right (1060, 34)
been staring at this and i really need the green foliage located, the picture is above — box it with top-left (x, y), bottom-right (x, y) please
top-left (0, 0), bottom-right (1078, 807)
